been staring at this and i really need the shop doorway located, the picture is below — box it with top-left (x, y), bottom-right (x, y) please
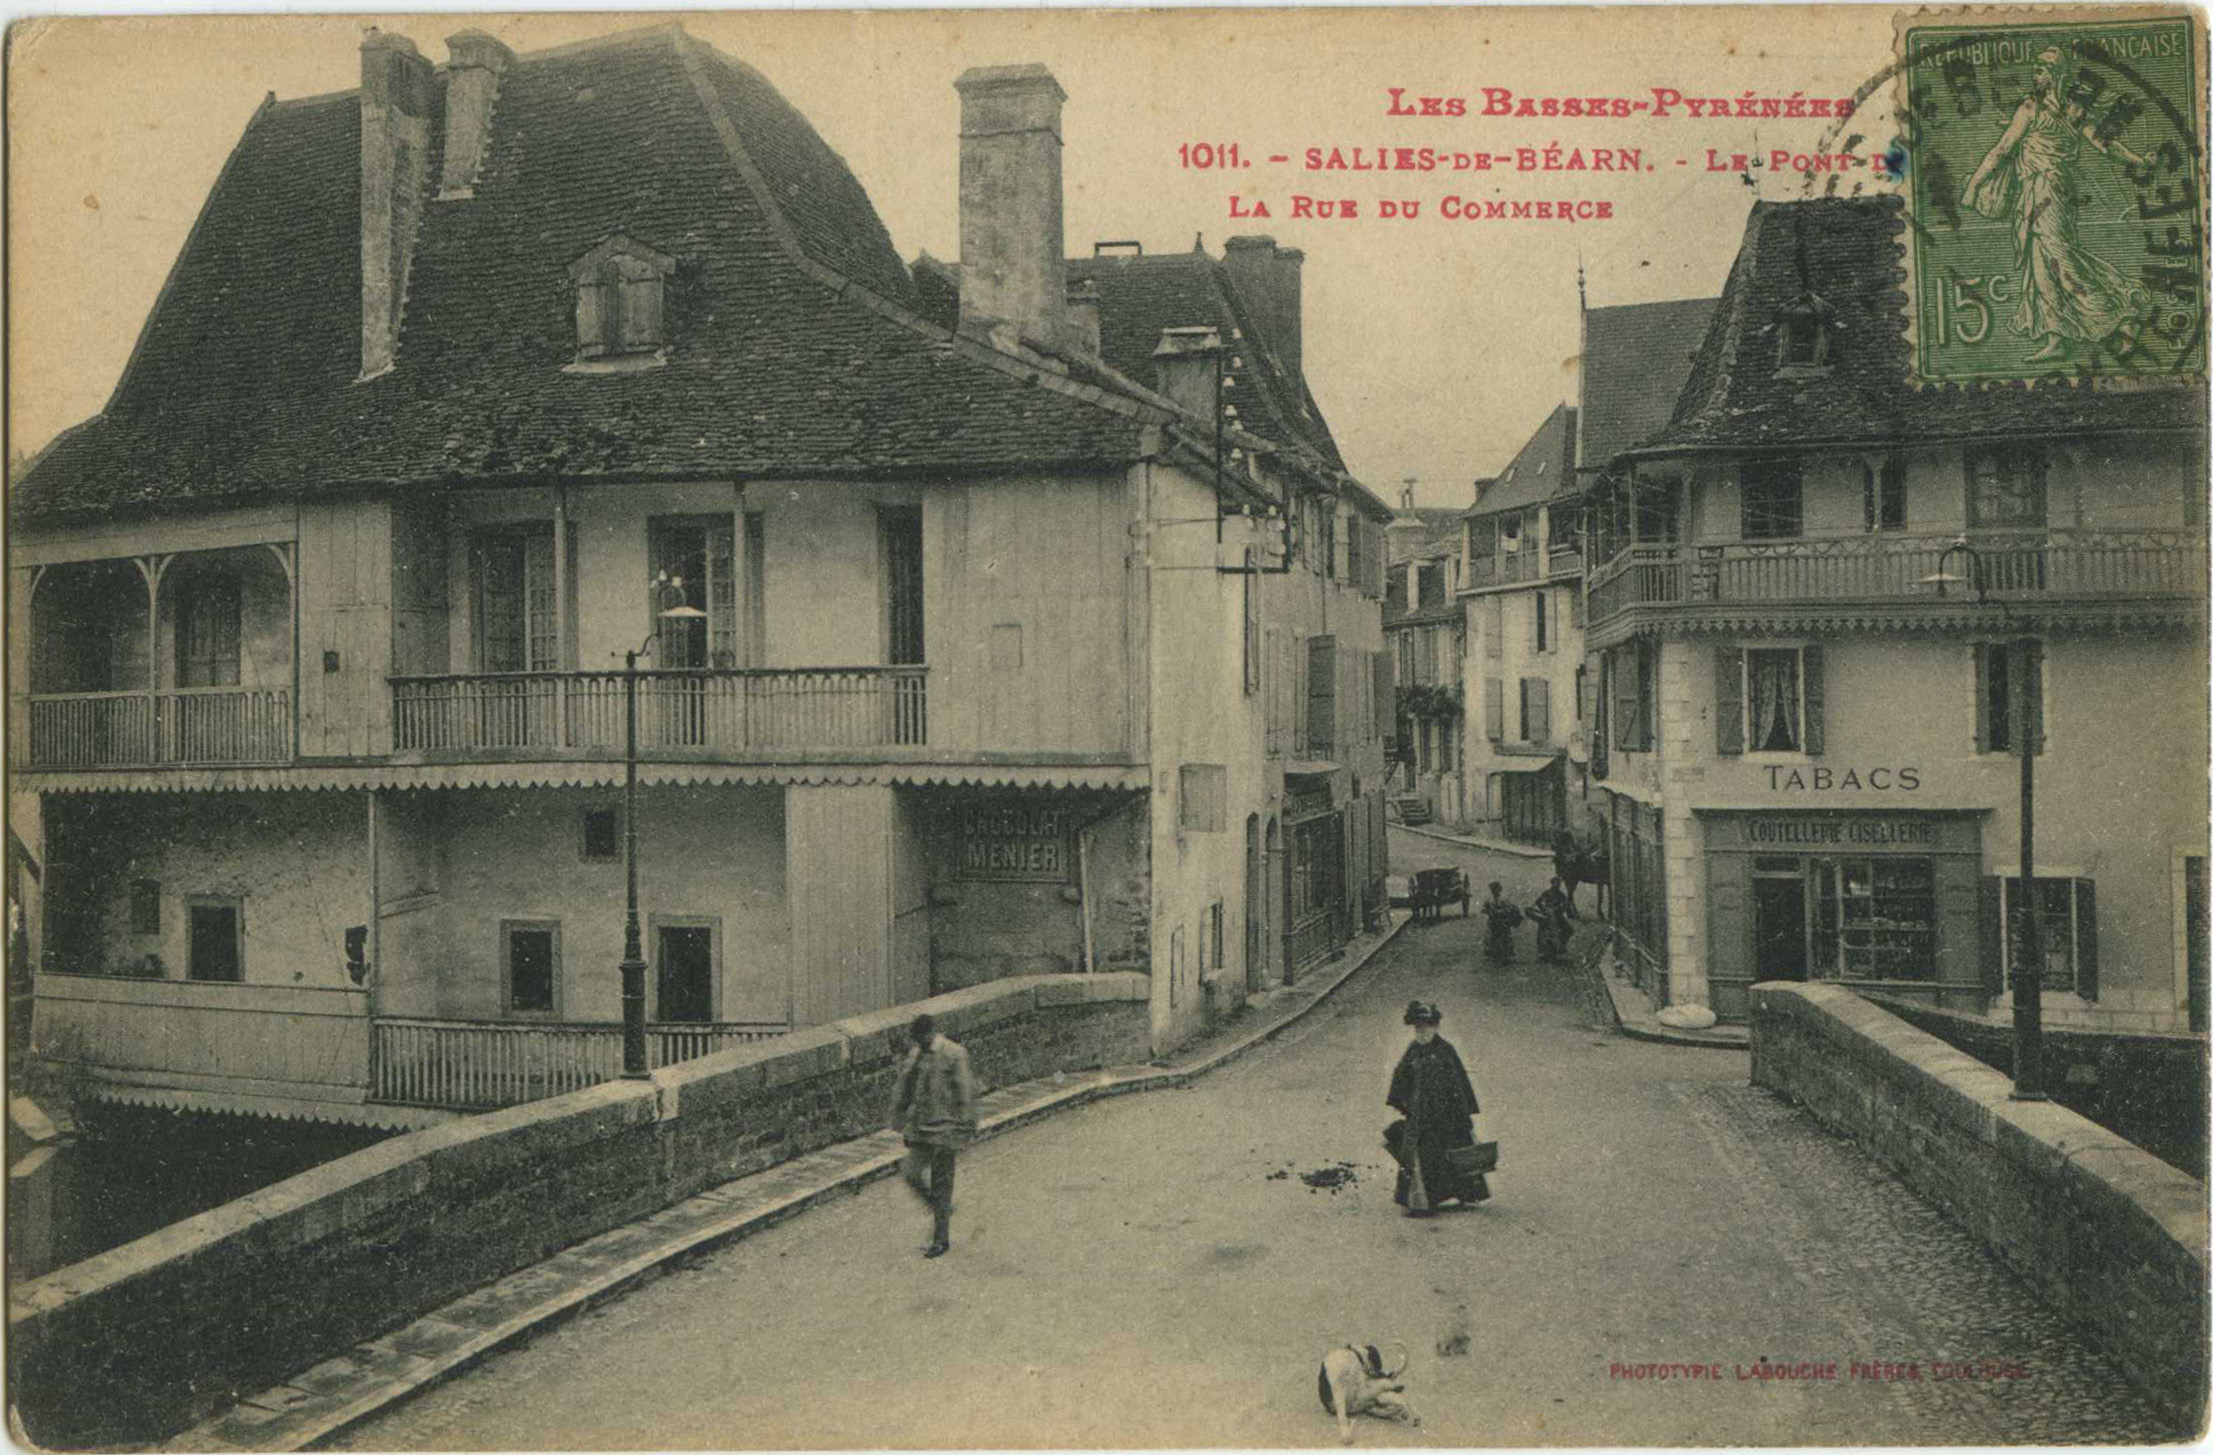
top-left (1753, 867), bottom-right (1807, 983)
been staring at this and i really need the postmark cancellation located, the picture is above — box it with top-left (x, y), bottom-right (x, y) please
top-left (1893, 6), bottom-right (2207, 387)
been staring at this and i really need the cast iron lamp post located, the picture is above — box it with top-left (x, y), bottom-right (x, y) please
top-left (1924, 536), bottom-right (2047, 1101)
top-left (620, 573), bottom-right (710, 1079)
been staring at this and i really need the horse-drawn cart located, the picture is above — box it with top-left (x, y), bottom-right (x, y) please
top-left (1408, 867), bottom-right (1471, 922)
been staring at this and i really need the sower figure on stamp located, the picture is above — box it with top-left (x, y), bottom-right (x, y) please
top-left (889, 1012), bottom-right (977, 1258)
top-left (1961, 45), bottom-right (2152, 364)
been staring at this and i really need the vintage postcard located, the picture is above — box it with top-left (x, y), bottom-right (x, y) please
top-left (5, 5), bottom-right (2208, 1450)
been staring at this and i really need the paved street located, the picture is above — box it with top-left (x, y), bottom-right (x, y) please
top-left (335, 828), bottom-right (2177, 1449)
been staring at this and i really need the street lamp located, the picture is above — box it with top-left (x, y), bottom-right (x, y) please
top-left (1924, 536), bottom-right (2047, 1101)
top-left (619, 573), bottom-right (710, 1079)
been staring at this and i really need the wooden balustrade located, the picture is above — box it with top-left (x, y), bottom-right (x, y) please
top-left (1586, 529), bottom-right (2205, 628)
top-left (27, 688), bottom-right (290, 769)
top-left (371, 1017), bottom-right (789, 1111)
top-left (390, 667), bottom-right (929, 756)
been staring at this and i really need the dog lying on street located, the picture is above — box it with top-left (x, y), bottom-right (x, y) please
top-left (1318, 1343), bottom-right (1418, 1444)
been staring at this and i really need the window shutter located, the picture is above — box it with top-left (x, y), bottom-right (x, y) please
top-left (1485, 677), bottom-right (1504, 741)
top-left (1714, 645), bottom-right (1744, 755)
top-left (1972, 645), bottom-right (1990, 753)
top-left (1529, 678), bottom-right (1551, 743)
top-left (2074, 879), bottom-right (2098, 1000)
top-left (619, 276), bottom-right (663, 351)
top-left (1485, 597), bottom-right (1502, 659)
top-left (1612, 648), bottom-right (1639, 751)
top-left (1373, 650), bottom-right (1394, 740)
top-left (1979, 876), bottom-right (2005, 994)
top-left (1592, 657), bottom-right (1610, 779)
top-left (577, 277), bottom-right (612, 356)
top-left (1569, 583), bottom-right (1585, 629)
top-left (2023, 639), bottom-right (2045, 756)
top-left (1801, 644), bottom-right (1825, 756)
top-left (1306, 635), bottom-right (1335, 758)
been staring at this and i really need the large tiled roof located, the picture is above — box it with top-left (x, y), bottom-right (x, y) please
top-left (1063, 248), bottom-right (1352, 484)
top-left (15, 27), bottom-right (1172, 526)
top-left (1638, 196), bottom-right (2205, 457)
top-left (1468, 404), bottom-right (1577, 519)
top-left (1577, 296), bottom-right (1716, 472)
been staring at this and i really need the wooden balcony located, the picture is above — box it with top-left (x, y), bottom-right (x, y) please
top-left (1586, 528), bottom-right (2208, 636)
top-left (32, 972), bottom-right (369, 1106)
top-left (372, 1016), bottom-right (788, 1111)
top-left (25, 687), bottom-right (293, 770)
top-left (390, 667), bottom-right (928, 758)
top-left (1465, 546), bottom-right (1560, 593)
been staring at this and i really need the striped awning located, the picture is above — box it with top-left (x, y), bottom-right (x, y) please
top-left (22, 761), bottom-right (1150, 795)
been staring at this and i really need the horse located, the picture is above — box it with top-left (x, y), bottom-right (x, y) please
top-left (1551, 830), bottom-right (1610, 920)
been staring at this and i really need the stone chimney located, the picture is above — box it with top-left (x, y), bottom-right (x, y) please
top-left (955, 64), bottom-right (1067, 348)
top-left (1064, 278), bottom-right (1101, 357)
top-left (359, 30), bottom-right (434, 381)
top-left (1400, 483), bottom-right (1415, 512)
top-left (1222, 235), bottom-right (1305, 378)
top-left (1151, 326), bottom-right (1224, 421)
top-left (437, 29), bottom-right (514, 199)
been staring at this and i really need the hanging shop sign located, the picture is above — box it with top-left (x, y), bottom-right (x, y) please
top-left (960, 800), bottom-right (1071, 882)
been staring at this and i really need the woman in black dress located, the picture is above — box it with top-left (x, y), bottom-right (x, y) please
top-left (1386, 1001), bottom-right (1490, 1216)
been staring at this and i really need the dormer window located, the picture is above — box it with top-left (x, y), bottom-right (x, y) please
top-left (1776, 293), bottom-right (1833, 373)
top-left (567, 235), bottom-right (676, 366)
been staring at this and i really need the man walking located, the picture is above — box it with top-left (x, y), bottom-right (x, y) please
top-left (889, 1013), bottom-right (977, 1258)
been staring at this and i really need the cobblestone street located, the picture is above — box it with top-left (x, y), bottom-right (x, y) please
top-left (333, 829), bottom-right (2180, 1449)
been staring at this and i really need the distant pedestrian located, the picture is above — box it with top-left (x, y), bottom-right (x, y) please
top-left (889, 1013), bottom-right (977, 1258)
top-left (1532, 877), bottom-right (1574, 962)
top-left (1384, 1001), bottom-right (1489, 1216)
top-left (1479, 881), bottom-right (1521, 963)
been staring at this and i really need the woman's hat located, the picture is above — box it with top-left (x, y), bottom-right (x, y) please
top-left (1403, 1000), bottom-right (1441, 1026)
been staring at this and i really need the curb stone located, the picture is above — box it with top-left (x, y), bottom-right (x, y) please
top-left (169, 914), bottom-right (1412, 1454)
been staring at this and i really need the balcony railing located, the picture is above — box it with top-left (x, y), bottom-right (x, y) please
top-left (372, 1016), bottom-right (789, 1111)
top-left (26, 687), bottom-right (292, 770)
top-left (1586, 528), bottom-right (2208, 628)
top-left (390, 667), bottom-right (928, 756)
top-left (1466, 547), bottom-right (1558, 591)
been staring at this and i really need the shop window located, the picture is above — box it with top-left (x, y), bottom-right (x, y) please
top-left (129, 878), bottom-right (161, 936)
top-left (503, 921), bottom-right (560, 1015)
top-left (1741, 460), bottom-right (1804, 540)
top-left (186, 897), bottom-right (243, 983)
top-left (1974, 642), bottom-right (2045, 755)
top-left (1808, 857), bottom-right (1938, 981)
top-left (1865, 458), bottom-right (1908, 531)
top-left (581, 808), bottom-right (621, 862)
top-left (1965, 445), bottom-right (2047, 528)
top-left (1990, 876), bottom-right (2097, 998)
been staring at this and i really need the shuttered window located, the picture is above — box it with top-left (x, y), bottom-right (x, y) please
top-left (1306, 635), bottom-right (1337, 759)
top-left (1611, 642), bottom-right (1653, 752)
top-left (1519, 677), bottom-right (1550, 743)
top-left (1243, 548), bottom-right (1261, 695)
top-left (570, 239), bottom-right (676, 360)
top-left (1973, 641), bottom-right (2044, 755)
top-left (1484, 677), bottom-right (1504, 741)
top-left (1372, 650), bottom-right (1394, 743)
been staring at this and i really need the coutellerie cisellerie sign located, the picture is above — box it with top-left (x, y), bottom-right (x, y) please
top-left (1698, 810), bottom-right (1984, 856)
top-left (960, 801), bottom-right (1071, 882)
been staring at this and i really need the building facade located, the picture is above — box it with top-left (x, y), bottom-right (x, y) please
top-left (1382, 492), bottom-right (1464, 826)
top-left (1582, 198), bottom-right (2209, 1030)
top-left (9, 27), bottom-right (1389, 1123)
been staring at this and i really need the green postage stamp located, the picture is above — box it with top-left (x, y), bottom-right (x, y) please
top-left (1897, 7), bottom-right (2206, 385)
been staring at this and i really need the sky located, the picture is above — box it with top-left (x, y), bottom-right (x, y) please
top-left (7, 6), bottom-right (1904, 509)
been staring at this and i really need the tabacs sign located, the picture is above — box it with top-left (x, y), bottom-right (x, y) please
top-left (960, 801), bottom-right (1071, 883)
